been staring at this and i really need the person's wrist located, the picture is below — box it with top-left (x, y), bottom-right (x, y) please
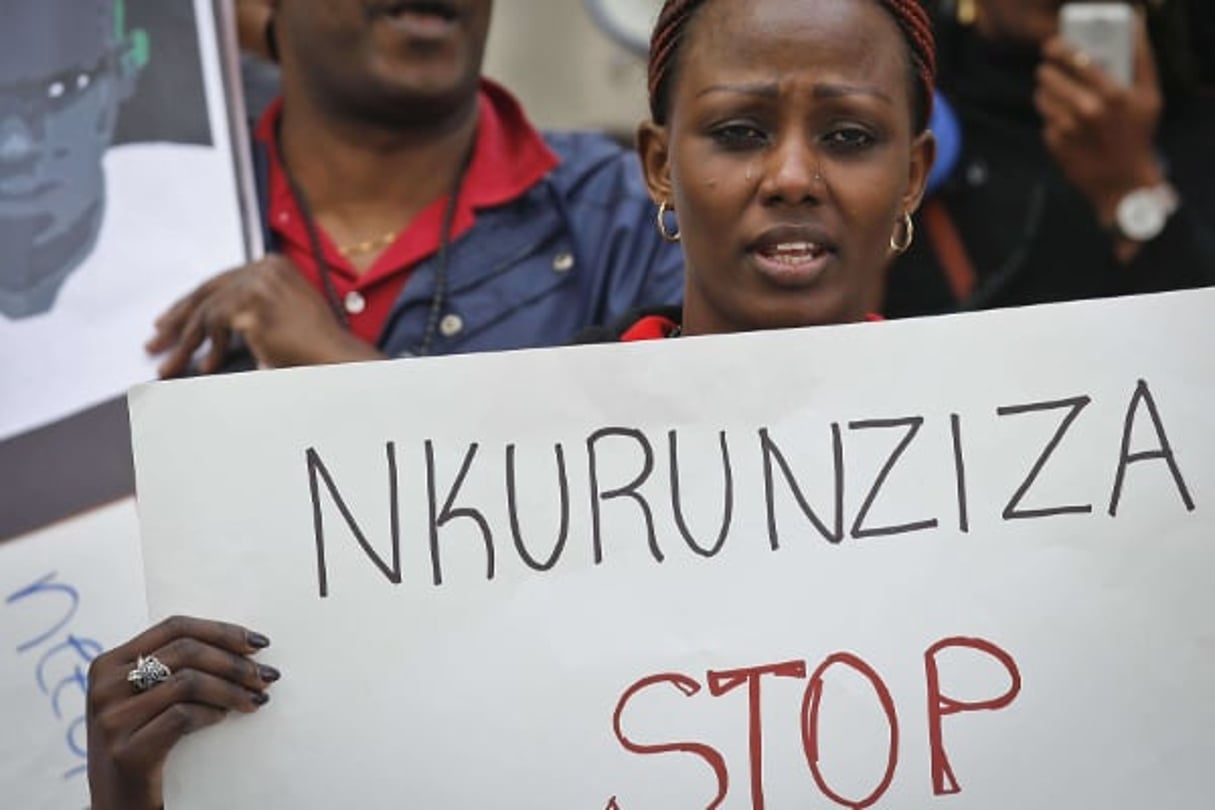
top-left (92, 783), bottom-right (161, 810)
top-left (1092, 158), bottom-right (1165, 227)
top-left (316, 329), bottom-right (386, 365)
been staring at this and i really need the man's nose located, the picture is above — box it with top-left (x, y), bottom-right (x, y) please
top-left (0, 114), bottom-right (40, 173)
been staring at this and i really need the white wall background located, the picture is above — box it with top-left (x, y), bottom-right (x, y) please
top-left (483, 0), bottom-right (652, 136)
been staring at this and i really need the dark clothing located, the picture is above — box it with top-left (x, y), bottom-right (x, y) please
top-left (884, 18), bottom-right (1215, 318)
top-left (239, 54), bottom-right (280, 127)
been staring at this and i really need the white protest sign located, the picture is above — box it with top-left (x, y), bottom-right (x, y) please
top-left (131, 290), bottom-right (1213, 809)
top-left (0, 500), bottom-right (148, 810)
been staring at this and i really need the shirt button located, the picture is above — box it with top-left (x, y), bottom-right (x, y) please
top-left (439, 313), bottom-right (464, 337)
top-left (277, 211), bottom-right (290, 225)
top-left (344, 291), bottom-right (366, 315)
top-left (552, 251), bottom-right (575, 273)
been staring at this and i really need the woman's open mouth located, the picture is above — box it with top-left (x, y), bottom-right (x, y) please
top-left (748, 236), bottom-right (836, 287)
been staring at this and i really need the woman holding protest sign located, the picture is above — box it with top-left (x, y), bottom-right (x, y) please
top-left (84, 1), bottom-right (938, 806)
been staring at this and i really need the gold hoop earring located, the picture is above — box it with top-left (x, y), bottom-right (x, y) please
top-left (657, 201), bottom-right (681, 243)
top-left (890, 212), bottom-right (915, 254)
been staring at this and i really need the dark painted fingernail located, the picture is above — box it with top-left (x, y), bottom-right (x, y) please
top-left (247, 631), bottom-right (270, 649)
top-left (258, 665), bottom-right (281, 683)
top-left (251, 691), bottom-right (270, 706)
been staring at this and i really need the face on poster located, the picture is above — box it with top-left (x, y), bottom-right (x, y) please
top-left (0, 0), bottom-right (250, 441)
top-left (0, 0), bottom-right (145, 318)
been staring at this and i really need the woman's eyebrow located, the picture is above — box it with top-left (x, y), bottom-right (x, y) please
top-left (696, 81), bottom-right (780, 99)
top-left (813, 82), bottom-right (894, 104)
top-left (695, 80), bottom-right (894, 104)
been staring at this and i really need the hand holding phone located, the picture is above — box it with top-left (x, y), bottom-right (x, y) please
top-left (1035, 5), bottom-right (1166, 239)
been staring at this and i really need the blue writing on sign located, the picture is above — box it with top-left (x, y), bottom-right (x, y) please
top-left (7, 572), bottom-right (104, 781)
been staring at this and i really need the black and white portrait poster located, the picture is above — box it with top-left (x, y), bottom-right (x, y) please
top-left (0, 0), bottom-right (254, 442)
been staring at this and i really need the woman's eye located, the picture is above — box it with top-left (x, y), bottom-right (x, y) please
top-left (822, 127), bottom-right (877, 152)
top-left (710, 124), bottom-right (767, 149)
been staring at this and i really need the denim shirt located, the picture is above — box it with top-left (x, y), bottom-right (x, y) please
top-left (252, 130), bottom-right (685, 357)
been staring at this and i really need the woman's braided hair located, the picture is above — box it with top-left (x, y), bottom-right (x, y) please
top-left (647, 0), bottom-right (937, 132)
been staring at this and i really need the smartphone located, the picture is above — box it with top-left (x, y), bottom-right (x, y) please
top-left (1060, 3), bottom-right (1135, 85)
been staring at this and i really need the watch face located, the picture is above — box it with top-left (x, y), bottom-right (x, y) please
top-left (1117, 189), bottom-right (1168, 242)
top-left (583, 0), bottom-right (663, 56)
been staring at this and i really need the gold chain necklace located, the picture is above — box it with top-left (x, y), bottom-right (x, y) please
top-left (336, 230), bottom-right (399, 258)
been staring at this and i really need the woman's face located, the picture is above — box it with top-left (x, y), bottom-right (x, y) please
top-left (638, 0), bottom-right (933, 335)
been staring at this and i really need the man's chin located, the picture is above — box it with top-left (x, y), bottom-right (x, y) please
top-left (0, 199), bottom-right (104, 320)
top-left (0, 270), bottom-right (72, 320)
top-left (355, 71), bottom-right (479, 126)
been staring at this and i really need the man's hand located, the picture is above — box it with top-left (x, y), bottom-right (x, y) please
top-left (1035, 14), bottom-right (1164, 228)
top-left (147, 255), bottom-right (385, 378)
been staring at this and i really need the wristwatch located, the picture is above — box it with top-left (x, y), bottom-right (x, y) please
top-left (1114, 182), bottom-right (1180, 243)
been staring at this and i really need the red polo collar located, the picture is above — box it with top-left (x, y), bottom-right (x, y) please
top-left (254, 79), bottom-right (559, 344)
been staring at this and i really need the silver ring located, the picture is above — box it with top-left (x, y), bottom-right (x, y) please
top-left (127, 654), bottom-right (172, 693)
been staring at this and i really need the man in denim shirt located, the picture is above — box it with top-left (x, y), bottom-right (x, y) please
top-left (147, 0), bottom-right (684, 375)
